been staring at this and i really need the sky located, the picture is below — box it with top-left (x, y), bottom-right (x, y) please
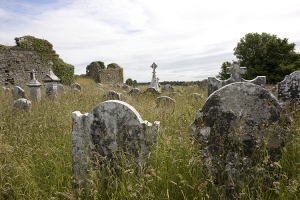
top-left (1, 0), bottom-right (300, 82)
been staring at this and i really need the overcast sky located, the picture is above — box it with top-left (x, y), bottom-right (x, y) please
top-left (1, 0), bottom-right (300, 82)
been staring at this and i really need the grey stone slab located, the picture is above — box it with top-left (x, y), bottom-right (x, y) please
top-left (12, 86), bottom-right (26, 98)
top-left (278, 71), bottom-right (300, 103)
top-left (13, 98), bottom-right (31, 110)
top-left (103, 90), bottom-right (120, 100)
top-left (71, 83), bottom-right (81, 91)
top-left (72, 100), bottom-right (160, 185)
top-left (190, 82), bottom-right (290, 189)
top-left (128, 88), bottom-right (141, 96)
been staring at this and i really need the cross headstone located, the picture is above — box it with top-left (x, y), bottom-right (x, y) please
top-left (27, 70), bottom-right (42, 101)
top-left (72, 100), bottom-right (160, 186)
top-left (190, 82), bottom-right (290, 195)
top-left (149, 62), bottom-right (160, 92)
top-left (208, 61), bottom-right (266, 96)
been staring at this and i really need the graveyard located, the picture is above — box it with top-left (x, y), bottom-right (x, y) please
top-left (1, 69), bottom-right (300, 199)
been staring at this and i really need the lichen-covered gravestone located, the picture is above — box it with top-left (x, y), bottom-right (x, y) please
top-left (13, 98), bottom-right (31, 110)
top-left (72, 100), bottom-right (160, 185)
top-left (278, 71), bottom-right (300, 103)
top-left (156, 96), bottom-right (175, 106)
top-left (128, 88), bottom-right (141, 96)
top-left (42, 68), bottom-right (60, 99)
top-left (208, 61), bottom-right (266, 96)
top-left (190, 82), bottom-right (290, 194)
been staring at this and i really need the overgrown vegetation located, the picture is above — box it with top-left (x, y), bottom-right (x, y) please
top-left (1, 79), bottom-right (300, 199)
top-left (18, 36), bottom-right (74, 85)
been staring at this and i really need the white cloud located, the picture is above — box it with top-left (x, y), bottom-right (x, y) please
top-left (1, 0), bottom-right (300, 82)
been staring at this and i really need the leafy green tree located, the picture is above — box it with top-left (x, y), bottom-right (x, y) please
top-left (125, 78), bottom-right (133, 86)
top-left (216, 61), bottom-right (231, 80)
top-left (234, 32), bottom-right (300, 83)
top-left (86, 61), bottom-right (105, 73)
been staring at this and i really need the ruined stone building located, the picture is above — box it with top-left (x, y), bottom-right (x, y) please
top-left (86, 62), bottom-right (123, 84)
top-left (0, 36), bottom-right (74, 86)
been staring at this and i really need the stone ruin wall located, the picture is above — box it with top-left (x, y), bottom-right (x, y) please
top-left (0, 38), bottom-right (59, 87)
top-left (87, 66), bottom-right (123, 84)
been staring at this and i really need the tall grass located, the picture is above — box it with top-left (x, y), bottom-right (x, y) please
top-left (0, 80), bottom-right (300, 199)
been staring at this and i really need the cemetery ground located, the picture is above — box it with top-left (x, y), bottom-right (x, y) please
top-left (1, 78), bottom-right (300, 199)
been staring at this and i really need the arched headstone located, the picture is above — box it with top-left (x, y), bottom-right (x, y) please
top-left (190, 82), bottom-right (290, 191)
top-left (72, 100), bottom-right (160, 185)
top-left (103, 90), bottom-right (120, 100)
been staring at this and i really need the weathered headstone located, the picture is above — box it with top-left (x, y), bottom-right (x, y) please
top-left (71, 83), bottom-right (81, 91)
top-left (278, 71), bottom-right (300, 103)
top-left (57, 83), bottom-right (64, 93)
top-left (13, 98), bottom-right (31, 110)
top-left (11, 86), bottom-right (26, 98)
top-left (190, 82), bottom-right (290, 193)
top-left (149, 62), bottom-right (160, 92)
top-left (143, 87), bottom-right (161, 96)
top-left (72, 100), bottom-right (160, 185)
top-left (188, 93), bottom-right (204, 99)
top-left (168, 92), bottom-right (183, 99)
top-left (156, 96), bottom-right (176, 106)
top-left (113, 83), bottom-right (121, 88)
top-left (42, 67), bottom-right (60, 99)
top-left (128, 88), bottom-right (141, 96)
top-left (208, 61), bottom-right (266, 96)
top-left (161, 84), bottom-right (174, 92)
top-left (122, 84), bottom-right (130, 91)
top-left (27, 70), bottom-right (42, 101)
top-left (103, 90), bottom-right (120, 100)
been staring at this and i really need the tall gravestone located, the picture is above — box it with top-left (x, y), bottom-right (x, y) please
top-left (208, 61), bottom-right (266, 96)
top-left (42, 64), bottom-right (60, 99)
top-left (190, 82), bottom-right (290, 196)
top-left (27, 70), bottom-right (42, 101)
top-left (149, 62), bottom-right (160, 92)
top-left (278, 71), bottom-right (300, 103)
top-left (72, 100), bottom-right (160, 186)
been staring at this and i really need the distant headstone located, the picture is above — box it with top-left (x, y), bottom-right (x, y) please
top-left (122, 84), bottom-right (130, 91)
top-left (128, 88), bottom-right (141, 96)
top-left (168, 92), bottom-right (183, 99)
top-left (278, 71), bottom-right (300, 103)
top-left (13, 98), bottom-right (31, 110)
top-left (12, 86), bottom-right (26, 98)
top-left (72, 100), bottom-right (160, 185)
top-left (71, 83), bottom-right (81, 91)
top-left (143, 87), bottom-right (161, 96)
top-left (103, 90), bottom-right (120, 100)
top-left (113, 83), bottom-right (121, 88)
top-left (156, 96), bottom-right (176, 106)
top-left (149, 62), bottom-right (160, 92)
top-left (42, 68), bottom-right (60, 99)
top-left (208, 61), bottom-right (266, 96)
top-left (190, 82), bottom-right (290, 190)
top-left (27, 70), bottom-right (42, 101)
top-left (57, 83), bottom-right (64, 93)
top-left (161, 84), bottom-right (174, 92)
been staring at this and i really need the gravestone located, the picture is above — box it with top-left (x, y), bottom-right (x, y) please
top-left (149, 62), bottom-right (160, 92)
top-left (13, 98), bottom-right (31, 110)
top-left (208, 61), bottom-right (266, 96)
top-left (128, 88), bottom-right (141, 96)
top-left (168, 92), bottom-right (183, 99)
top-left (156, 96), bottom-right (176, 106)
top-left (27, 70), bottom-right (42, 101)
top-left (122, 84), bottom-right (130, 91)
top-left (71, 83), bottom-right (81, 91)
top-left (190, 82), bottom-right (290, 193)
top-left (57, 83), bottom-right (64, 93)
top-left (103, 90), bottom-right (120, 100)
top-left (42, 67), bottom-right (60, 99)
top-left (11, 86), bottom-right (26, 98)
top-left (113, 83), bottom-right (121, 88)
top-left (161, 84), bottom-right (174, 92)
top-left (72, 100), bottom-right (160, 184)
top-left (278, 71), bottom-right (300, 103)
top-left (143, 87), bottom-right (161, 96)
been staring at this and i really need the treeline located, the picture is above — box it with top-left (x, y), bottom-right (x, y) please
top-left (138, 81), bottom-right (200, 86)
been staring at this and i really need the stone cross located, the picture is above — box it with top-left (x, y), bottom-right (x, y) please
top-left (207, 61), bottom-right (266, 96)
top-left (149, 62), bottom-right (160, 92)
top-left (226, 61), bottom-right (247, 82)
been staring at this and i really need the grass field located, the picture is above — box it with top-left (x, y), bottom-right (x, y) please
top-left (1, 78), bottom-right (300, 199)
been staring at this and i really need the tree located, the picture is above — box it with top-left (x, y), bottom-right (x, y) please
top-left (125, 78), bottom-right (133, 86)
top-left (216, 61), bottom-right (231, 80)
top-left (233, 32), bottom-right (300, 83)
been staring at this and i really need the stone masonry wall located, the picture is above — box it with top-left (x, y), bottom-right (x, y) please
top-left (99, 68), bottom-right (123, 84)
top-left (0, 36), bottom-right (66, 87)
